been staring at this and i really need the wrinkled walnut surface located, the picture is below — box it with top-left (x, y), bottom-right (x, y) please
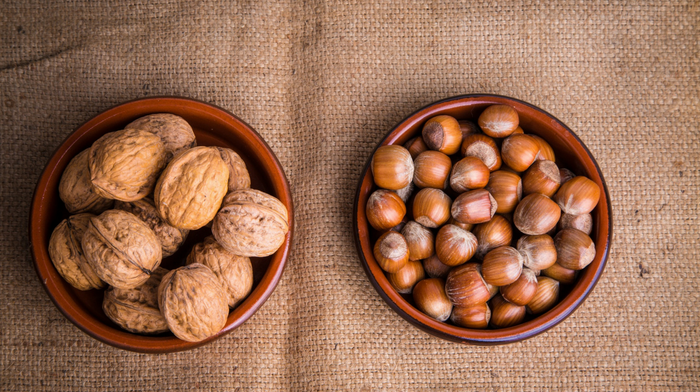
top-left (58, 149), bottom-right (114, 214)
top-left (48, 213), bottom-right (105, 291)
top-left (125, 113), bottom-right (196, 161)
top-left (212, 202), bottom-right (289, 257)
top-left (158, 263), bottom-right (229, 342)
top-left (89, 129), bottom-right (167, 201)
top-left (114, 198), bottom-right (189, 257)
top-left (222, 188), bottom-right (288, 222)
top-left (82, 210), bottom-right (163, 289)
top-left (154, 146), bottom-right (229, 230)
top-left (215, 147), bottom-right (251, 192)
top-left (187, 236), bottom-right (253, 308)
top-left (103, 267), bottom-right (169, 334)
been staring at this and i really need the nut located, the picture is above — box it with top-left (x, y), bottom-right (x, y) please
top-left (451, 303), bottom-right (490, 329)
top-left (154, 146), bottom-right (229, 230)
top-left (413, 278), bottom-right (452, 322)
top-left (513, 193), bottom-right (561, 235)
top-left (458, 120), bottom-right (482, 139)
top-left (89, 129), bottom-right (168, 201)
top-left (412, 188), bottom-right (451, 228)
top-left (558, 168), bottom-right (576, 184)
top-left (387, 260), bottom-right (425, 294)
top-left (125, 113), bottom-right (196, 161)
top-left (114, 198), bottom-right (189, 257)
top-left (460, 134), bottom-right (502, 171)
top-left (478, 105), bottom-right (519, 138)
top-left (554, 228), bottom-right (596, 270)
top-left (451, 189), bottom-right (497, 224)
top-left (511, 126), bottom-right (524, 134)
top-left (500, 268), bottom-right (538, 306)
top-left (445, 263), bottom-right (491, 307)
top-left (490, 294), bottom-right (526, 328)
top-left (404, 136), bottom-right (429, 159)
top-left (481, 246), bottom-right (524, 286)
top-left (413, 150), bottom-right (452, 189)
top-left (435, 224), bottom-right (478, 267)
top-left (501, 134), bottom-right (540, 172)
top-left (527, 276), bottom-right (560, 315)
top-left (401, 221), bottom-right (435, 261)
top-left (450, 156), bottom-right (490, 193)
top-left (158, 264), bottom-right (229, 342)
top-left (558, 212), bottom-right (593, 235)
top-left (485, 170), bottom-right (522, 214)
top-left (422, 115), bottom-right (462, 155)
top-left (103, 267), bottom-right (169, 334)
top-left (366, 189), bottom-right (406, 231)
top-left (554, 176), bottom-right (601, 215)
top-left (530, 134), bottom-right (556, 162)
top-left (48, 213), bottom-right (105, 291)
top-left (394, 182), bottom-right (414, 203)
top-left (187, 236), bottom-right (253, 308)
top-left (81, 210), bottom-right (163, 289)
top-left (371, 145), bottom-right (414, 190)
top-left (473, 215), bottom-right (513, 259)
top-left (516, 235), bottom-right (558, 271)
top-left (373, 231), bottom-right (409, 273)
top-left (422, 254), bottom-right (452, 279)
top-left (542, 262), bottom-right (577, 284)
top-left (448, 217), bottom-right (474, 232)
top-left (58, 149), bottom-right (113, 214)
top-left (522, 160), bottom-right (561, 197)
top-left (212, 191), bottom-right (289, 258)
top-left (215, 147), bottom-right (251, 192)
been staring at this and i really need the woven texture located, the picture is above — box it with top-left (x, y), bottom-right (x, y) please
top-left (1, 1), bottom-right (699, 390)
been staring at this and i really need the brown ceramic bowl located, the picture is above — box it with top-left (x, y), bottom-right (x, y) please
top-left (30, 97), bottom-right (294, 353)
top-left (354, 94), bottom-right (612, 344)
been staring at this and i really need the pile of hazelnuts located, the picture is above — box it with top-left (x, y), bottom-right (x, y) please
top-left (366, 105), bottom-right (601, 329)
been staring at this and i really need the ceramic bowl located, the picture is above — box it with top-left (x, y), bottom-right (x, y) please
top-left (353, 94), bottom-right (612, 344)
top-left (29, 97), bottom-right (293, 353)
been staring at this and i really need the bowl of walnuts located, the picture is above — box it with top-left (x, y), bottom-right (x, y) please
top-left (353, 94), bottom-right (612, 344)
top-left (30, 97), bottom-right (293, 353)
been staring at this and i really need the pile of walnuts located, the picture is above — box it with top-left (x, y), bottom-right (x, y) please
top-left (48, 113), bottom-right (289, 342)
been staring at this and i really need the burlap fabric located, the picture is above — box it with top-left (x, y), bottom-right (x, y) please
top-left (1, 1), bottom-right (698, 390)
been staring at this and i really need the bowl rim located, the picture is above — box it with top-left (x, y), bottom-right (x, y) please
top-left (29, 96), bottom-right (294, 353)
top-left (353, 93), bottom-right (613, 344)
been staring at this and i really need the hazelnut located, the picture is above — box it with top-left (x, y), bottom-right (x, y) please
top-left (514, 193), bottom-right (561, 235)
top-left (485, 170), bottom-right (522, 214)
top-left (554, 229), bottom-right (596, 270)
top-left (58, 149), bottom-right (113, 214)
top-left (412, 188), bottom-right (451, 228)
top-left (458, 120), bottom-right (482, 139)
top-left (554, 176), bottom-right (601, 215)
top-left (448, 217), bottom-right (474, 232)
top-left (371, 145), bottom-right (414, 190)
top-left (527, 276), bottom-right (560, 315)
top-left (516, 235), bottom-right (557, 271)
top-left (450, 156), bottom-right (490, 193)
top-left (522, 160), bottom-right (561, 197)
top-left (501, 134), bottom-right (540, 172)
top-left (558, 212), bottom-right (593, 235)
top-left (542, 262), bottom-right (578, 284)
top-left (422, 115), bottom-right (462, 155)
top-left (451, 189), bottom-right (497, 224)
top-left (445, 263), bottom-right (491, 307)
top-left (422, 254), bottom-right (452, 279)
top-left (500, 268), bottom-right (538, 306)
top-left (478, 105), bottom-right (519, 138)
top-left (413, 150), bottom-right (452, 189)
top-left (404, 136), bottom-right (428, 159)
top-left (394, 182), bottom-right (415, 203)
top-left (387, 260), bottom-right (425, 294)
top-left (451, 303), bottom-right (491, 329)
top-left (413, 278), bottom-right (453, 322)
top-left (530, 134), bottom-right (556, 162)
top-left (373, 231), bottom-right (409, 273)
top-left (401, 221), bottom-right (435, 261)
top-left (558, 168), bottom-right (576, 184)
top-left (461, 134), bottom-right (502, 171)
top-left (481, 246), bottom-right (524, 286)
top-left (435, 224), bottom-right (478, 267)
top-left (473, 215), bottom-right (513, 260)
top-left (366, 189), bottom-right (406, 231)
top-left (490, 295), bottom-right (526, 328)
top-left (511, 126), bottom-right (524, 134)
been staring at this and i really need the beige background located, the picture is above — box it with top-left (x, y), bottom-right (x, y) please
top-left (1, 1), bottom-right (698, 390)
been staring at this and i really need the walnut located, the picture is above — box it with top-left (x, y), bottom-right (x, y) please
top-left (103, 267), bottom-right (169, 334)
top-left (48, 213), bottom-right (105, 291)
top-left (158, 264), bottom-right (229, 342)
top-left (215, 147), bottom-right (251, 191)
top-left (81, 210), bottom-right (163, 289)
top-left (125, 113), bottom-right (196, 161)
top-left (114, 198), bottom-right (188, 257)
top-left (222, 189), bottom-right (289, 222)
top-left (89, 129), bottom-right (167, 201)
top-left (187, 236), bottom-right (253, 308)
top-left (154, 146), bottom-right (229, 230)
top-left (212, 190), bottom-right (289, 257)
top-left (58, 149), bottom-right (113, 214)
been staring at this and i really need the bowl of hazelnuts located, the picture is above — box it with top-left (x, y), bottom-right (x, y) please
top-left (353, 94), bottom-right (612, 344)
top-left (29, 97), bottom-right (293, 353)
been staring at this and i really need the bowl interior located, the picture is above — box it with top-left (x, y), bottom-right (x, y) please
top-left (354, 94), bottom-right (611, 344)
top-left (30, 97), bottom-right (293, 353)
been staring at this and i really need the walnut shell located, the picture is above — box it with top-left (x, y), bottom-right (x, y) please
top-left (187, 236), bottom-right (253, 308)
top-left (82, 210), bottom-right (163, 289)
top-left (212, 192), bottom-right (289, 257)
top-left (215, 147), bottom-right (251, 192)
top-left (103, 267), bottom-right (169, 334)
top-left (154, 146), bottom-right (229, 230)
top-left (89, 129), bottom-right (167, 201)
top-left (125, 113), bottom-right (196, 161)
top-left (114, 198), bottom-right (189, 257)
top-left (222, 189), bottom-right (289, 222)
top-left (48, 213), bottom-right (105, 291)
top-left (158, 263), bottom-right (229, 342)
top-left (58, 149), bottom-right (114, 214)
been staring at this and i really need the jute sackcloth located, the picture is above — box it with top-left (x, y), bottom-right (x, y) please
top-left (1, 1), bottom-right (698, 390)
